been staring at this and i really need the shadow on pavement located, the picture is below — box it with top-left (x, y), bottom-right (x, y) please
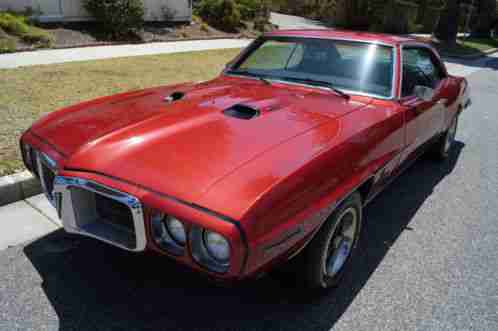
top-left (443, 53), bottom-right (498, 71)
top-left (23, 142), bottom-right (464, 331)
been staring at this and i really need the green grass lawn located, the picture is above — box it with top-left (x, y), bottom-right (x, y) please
top-left (0, 48), bottom-right (241, 176)
top-left (434, 37), bottom-right (498, 57)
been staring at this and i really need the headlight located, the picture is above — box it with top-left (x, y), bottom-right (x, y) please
top-left (150, 212), bottom-right (186, 255)
top-left (203, 230), bottom-right (230, 263)
top-left (21, 143), bottom-right (34, 170)
top-left (165, 216), bottom-right (186, 245)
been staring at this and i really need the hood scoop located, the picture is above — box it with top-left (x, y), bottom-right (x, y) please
top-left (164, 91), bottom-right (185, 103)
top-left (223, 104), bottom-right (260, 120)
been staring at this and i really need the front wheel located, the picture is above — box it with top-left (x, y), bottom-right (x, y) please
top-left (301, 193), bottom-right (363, 289)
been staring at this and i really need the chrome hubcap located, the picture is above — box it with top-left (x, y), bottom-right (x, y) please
top-left (325, 208), bottom-right (358, 277)
top-left (444, 118), bottom-right (457, 153)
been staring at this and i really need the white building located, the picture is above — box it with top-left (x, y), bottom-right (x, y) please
top-left (0, 0), bottom-right (192, 22)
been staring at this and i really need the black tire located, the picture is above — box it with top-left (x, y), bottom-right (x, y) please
top-left (300, 192), bottom-right (363, 289)
top-left (433, 115), bottom-right (458, 161)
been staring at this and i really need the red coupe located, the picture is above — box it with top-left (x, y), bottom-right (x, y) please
top-left (20, 30), bottom-right (471, 290)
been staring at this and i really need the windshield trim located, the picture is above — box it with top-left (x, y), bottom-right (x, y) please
top-left (225, 36), bottom-right (397, 100)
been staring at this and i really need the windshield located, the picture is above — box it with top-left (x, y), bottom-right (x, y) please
top-left (229, 37), bottom-right (395, 98)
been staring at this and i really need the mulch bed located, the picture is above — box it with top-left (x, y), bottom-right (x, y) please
top-left (17, 20), bottom-right (266, 51)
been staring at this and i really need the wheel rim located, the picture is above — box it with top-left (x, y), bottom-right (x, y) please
top-left (444, 118), bottom-right (457, 153)
top-left (324, 207), bottom-right (358, 277)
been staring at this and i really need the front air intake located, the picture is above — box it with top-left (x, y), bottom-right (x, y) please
top-left (223, 104), bottom-right (260, 120)
top-left (164, 91), bottom-right (185, 103)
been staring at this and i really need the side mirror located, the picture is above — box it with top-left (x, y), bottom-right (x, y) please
top-left (413, 85), bottom-right (435, 102)
top-left (225, 60), bottom-right (235, 69)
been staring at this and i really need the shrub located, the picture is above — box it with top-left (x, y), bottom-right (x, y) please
top-left (200, 22), bottom-right (210, 32)
top-left (0, 36), bottom-right (16, 53)
top-left (0, 12), bottom-right (30, 36)
top-left (83, 0), bottom-right (145, 39)
top-left (0, 12), bottom-right (53, 48)
top-left (237, 0), bottom-right (259, 20)
top-left (197, 0), bottom-right (241, 32)
top-left (21, 26), bottom-right (53, 47)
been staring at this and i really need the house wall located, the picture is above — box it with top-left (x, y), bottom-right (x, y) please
top-left (0, 0), bottom-right (192, 22)
top-left (0, 0), bottom-right (32, 12)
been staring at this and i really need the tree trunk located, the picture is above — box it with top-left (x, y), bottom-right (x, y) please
top-left (435, 0), bottom-right (461, 45)
top-left (471, 0), bottom-right (497, 37)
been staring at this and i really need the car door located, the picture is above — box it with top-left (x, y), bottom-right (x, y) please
top-left (399, 46), bottom-right (448, 163)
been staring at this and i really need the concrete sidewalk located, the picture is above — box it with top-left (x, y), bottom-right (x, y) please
top-left (0, 38), bottom-right (252, 69)
top-left (0, 194), bottom-right (61, 250)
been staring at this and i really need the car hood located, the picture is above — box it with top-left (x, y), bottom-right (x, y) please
top-left (31, 77), bottom-right (370, 217)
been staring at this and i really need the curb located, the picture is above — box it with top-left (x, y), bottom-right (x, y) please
top-left (10, 35), bottom-right (252, 55)
top-left (0, 171), bottom-right (42, 207)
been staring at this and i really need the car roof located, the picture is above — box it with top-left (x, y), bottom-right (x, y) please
top-left (264, 29), bottom-right (419, 46)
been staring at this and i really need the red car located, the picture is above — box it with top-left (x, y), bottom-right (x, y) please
top-left (20, 30), bottom-right (471, 290)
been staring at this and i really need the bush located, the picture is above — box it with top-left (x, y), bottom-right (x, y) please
top-left (237, 0), bottom-right (259, 20)
top-left (83, 0), bottom-right (144, 39)
top-left (196, 0), bottom-right (241, 32)
top-left (0, 36), bottom-right (16, 53)
top-left (0, 12), bottom-right (53, 48)
top-left (0, 12), bottom-right (30, 36)
top-left (21, 26), bottom-right (53, 47)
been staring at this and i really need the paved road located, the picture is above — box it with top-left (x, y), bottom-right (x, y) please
top-left (1, 57), bottom-right (497, 330)
top-left (270, 12), bottom-right (326, 30)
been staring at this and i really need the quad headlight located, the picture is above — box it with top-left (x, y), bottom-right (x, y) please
top-left (21, 143), bottom-right (34, 172)
top-left (190, 226), bottom-right (231, 273)
top-left (203, 230), bottom-right (230, 263)
top-left (149, 209), bottom-right (231, 273)
top-left (165, 216), bottom-right (187, 245)
top-left (151, 212), bottom-right (186, 255)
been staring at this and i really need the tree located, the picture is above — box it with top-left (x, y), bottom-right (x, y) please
top-left (471, 0), bottom-right (497, 37)
top-left (435, 0), bottom-right (461, 45)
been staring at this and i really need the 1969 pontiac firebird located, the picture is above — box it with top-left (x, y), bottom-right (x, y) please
top-left (20, 30), bottom-right (471, 290)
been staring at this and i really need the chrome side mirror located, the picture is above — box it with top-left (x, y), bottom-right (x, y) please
top-left (414, 85), bottom-right (435, 102)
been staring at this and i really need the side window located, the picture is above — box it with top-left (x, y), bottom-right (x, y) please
top-left (402, 47), bottom-right (445, 97)
top-left (286, 44), bottom-right (304, 68)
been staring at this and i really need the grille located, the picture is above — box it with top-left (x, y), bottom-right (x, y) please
top-left (41, 162), bottom-right (55, 199)
top-left (69, 187), bottom-right (137, 249)
top-left (55, 177), bottom-right (146, 251)
top-left (95, 194), bottom-right (135, 233)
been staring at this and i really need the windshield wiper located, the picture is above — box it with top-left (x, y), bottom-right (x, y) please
top-left (283, 77), bottom-right (350, 99)
top-left (227, 69), bottom-right (272, 86)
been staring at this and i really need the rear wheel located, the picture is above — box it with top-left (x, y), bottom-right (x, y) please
top-left (433, 115), bottom-right (458, 161)
top-left (300, 193), bottom-right (363, 289)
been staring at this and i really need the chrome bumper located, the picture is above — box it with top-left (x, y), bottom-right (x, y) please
top-left (53, 176), bottom-right (147, 252)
